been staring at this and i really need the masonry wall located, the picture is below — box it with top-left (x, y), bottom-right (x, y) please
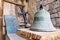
top-left (28, 0), bottom-right (60, 27)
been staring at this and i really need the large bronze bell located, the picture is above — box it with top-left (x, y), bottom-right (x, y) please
top-left (30, 5), bottom-right (56, 32)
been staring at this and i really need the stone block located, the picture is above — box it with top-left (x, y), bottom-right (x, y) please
top-left (51, 18), bottom-right (56, 26)
top-left (56, 7), bottom-right (60, 12)
top-left (51, 14), bottom-right (55, 18)
top-left (55, 18), bottom-right (60, 27)
top-left (49, 4), bottom-right (54, 10)
top-left (50, 13), bottom-right (58, 18)
top-left (42, 0), bottom-right (48, 5)
top-left (53, 1), bottom-right (60, 9)
top-left (44, 5), bottom-right (49, 10)
top-left (47, 0), bottom-right (54, 3)
top-left (54, 13), bottom-right (59, 17)
top-left (58, 0), bottom-right (60, 2)
top-left (48, 11), bottom-right (53, 14)
top-left (58, 12), bottom-right (60, 17)
top-left (52, 9), bottom-right (57, 13)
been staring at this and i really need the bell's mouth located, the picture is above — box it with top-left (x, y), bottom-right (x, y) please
top-left (30, 28), bottom-right (56, 32)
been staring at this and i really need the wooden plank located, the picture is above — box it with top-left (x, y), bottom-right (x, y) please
top-left (0, 18), bottom-right (3, 40)
top-left (4, 0), bottom-right (22, 6)
top-left (17, 29), bottom-right (60, 40)
top-left (0, 0), bottom-right (3, 40)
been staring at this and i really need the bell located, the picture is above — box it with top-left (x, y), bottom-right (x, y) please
top-left (30, 4), bottom-right (56, 32)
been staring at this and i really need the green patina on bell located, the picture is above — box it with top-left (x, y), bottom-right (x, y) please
top-left (30, 4), bottom-right (56, 32)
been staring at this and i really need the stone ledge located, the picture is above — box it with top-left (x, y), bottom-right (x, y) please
top-left (17, 29), bottom-right (60, 40)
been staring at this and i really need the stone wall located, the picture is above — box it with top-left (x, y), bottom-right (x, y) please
top-left (28, 0), bottom-right (60, 27)
top-left (28, 0), bottom-right (37, 24)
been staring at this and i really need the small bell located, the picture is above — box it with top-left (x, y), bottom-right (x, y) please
top-left (30, 4), bottom-right (56, 32)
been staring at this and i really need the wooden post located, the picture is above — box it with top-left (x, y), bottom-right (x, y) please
top-left (0, 0), bottom-right (3, 40)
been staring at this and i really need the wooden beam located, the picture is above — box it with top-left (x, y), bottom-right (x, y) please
top-left (4, 0), bottom-right (23, 6)
top-left (0, 0), bottom-right (3, 40)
